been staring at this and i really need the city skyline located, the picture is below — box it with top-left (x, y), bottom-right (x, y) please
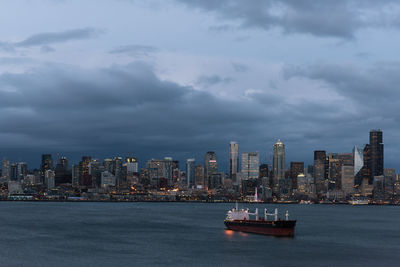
top-left (0, 129), bottom-right (393, 173)
top-left (1, 1), bottom-right (400, 171)
top-left (1, 128), bottom-right (397, 204)
top-left (0, 128), bottom-right (393, 174)
top-left (1, 2), bottom-right (400, 266)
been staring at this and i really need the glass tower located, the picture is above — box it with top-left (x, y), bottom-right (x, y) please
top-left (241, 152), bottom-right (259, 180)
top-left (369, 129), bottom-right (383, 180)
top-left (229, 141), bottom-right (239, 179)
top-left (273, 139), bottom-right (286, 189)
top-left (186, 158), bottom-right (195, 188)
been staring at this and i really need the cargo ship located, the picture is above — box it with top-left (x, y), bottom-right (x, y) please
top-left (224, 204), bottom-right (296, 237)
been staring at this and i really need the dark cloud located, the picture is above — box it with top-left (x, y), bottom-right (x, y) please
top-left (1, 60), bottom-right (399, 171)
top-left (109, 45), bottom-right (158, 57)
top-left (0, 61), bottom-right (268, 167)
top-left (196, 75), bottom-right (234, 86)
top-left (176, 0), bottom-right (400, 39)
top-left (283, 62), bottom-right (400, 105)
top-left (15, 28), bottom-right (103, 47)
top-left (283, 61), bottom-right (400, 166)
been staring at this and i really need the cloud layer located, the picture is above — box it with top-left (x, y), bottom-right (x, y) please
top-left (177, 0), bottom-right (400, 38)
top-left (1, 59), bottom-right (399, 169)
top-left (0, 1), bottom-right (399, 171)
top-left (0, 28), bottom-right (102, 52)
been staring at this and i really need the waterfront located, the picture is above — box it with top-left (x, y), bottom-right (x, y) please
top-left (0, 203), bottom-right (399, 266)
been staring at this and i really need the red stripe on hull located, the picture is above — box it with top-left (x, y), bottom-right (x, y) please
top-left (225, 221), bottom-right (296, 237)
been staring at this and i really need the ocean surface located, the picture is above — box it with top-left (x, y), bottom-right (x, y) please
top-left (0, 202), bottom-right (399, 267)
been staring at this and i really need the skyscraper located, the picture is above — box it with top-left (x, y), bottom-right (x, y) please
top-left (229, 141), bottom-right (239, 178)
top-left (41, 154), bottom-right (53, 178)
top-left (125, 157), bottom-right (138, 174)
top-left (273, 139), bottom-right (285, 189)
top-left (341, 165), bottom-right (354, 197)
top-left (163, 157), bottom-right (173, 181)
top-left (204, 151), bottom-right (218, 188)
top-left (55, 156), bottom-right (71, 185)
top-left (79, 156), bottom-right (92, 187)
top-left (17, 162), bottom-right (27, 181)
top-left (241, 152), bottom-right (259, 180)
top-left (362, 144), bottom-right (371, 185)
top-left (71, 164), bottom-right (80, 186)
top-left (314, 150), bottom-right (327, 194)
top-left (146, 159), bottom-right (164, 186)
top-left (290, 162), bottom-right (304, 190)
top-left (194, 165), bottom-right (204, 188)
top-left (259, 164), bottom-right (268, 178)
top-left (2, 158), bottom-right (10, 181)
top-left (186, 158), bottom-right (195, 188)
top-left (370, 129), bottom-right (383, 179)
top-left (328, 154), bottom-right (341, 190)
top-left (353, 146), bottom-right (364, 176)
top-left (10, 163), bottom-right (18, 181)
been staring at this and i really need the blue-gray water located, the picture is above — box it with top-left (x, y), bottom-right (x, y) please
top-left (0, 202), bottom-right (399, 267)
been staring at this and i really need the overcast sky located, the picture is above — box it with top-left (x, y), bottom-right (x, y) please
top-left (1, 0), bottom-right (400, 171)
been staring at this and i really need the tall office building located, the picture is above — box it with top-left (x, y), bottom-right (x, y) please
top-left (290, 162), bottom-right (304, 190)
top-left (194, 165), bottom-right (204, 188)
top-left (10, 163), bottom-right (18, 181)
top-left (103, 158), bottom-right (113, 173)
top-left (89, 159), bottom-right (102, 187)
top-left (186, 158), bottom-right (195, 188)
top-left (273, 139), bottom-right (285, 189)
top-left (353, 146), bottom-right (364, 176)
top-left (241, 152), bottom-right (259, 180)
top-left (259, 164), bottom-right (268, 178)
top-left (361, 144), bottom-right (371, 185)
top-left (45, 170), bottom-right (55, 190)
top-left (370, 129), bottom-right (383, 179)
top-left (41, 154), bottom-right (54, 177)
top-left (55, 156), bottom-right (71, 185)
top-left (314, 150), bottom-right (327, 194)
top-left (125, 157), bottom-right (138, 174)
top-left (229, 142), bottom-right (239, 178)
top-left (328, 154), bottom-right (341, 190)
top-left (71, 164), bottom-right (80, 186)
top-left (341, 165), bottom-right (354, 196)
top-left (163, 157), bottom-right (174, 183)
top-left (204, 152), bottom-right (218, 188)
top-left (17, 162), bottom-right (27, 181)
top-left (2, 158), bottom-right (10, 181)
top-left (113, 157), bottom-right (125, 187)
top-left (146, 159), bottom-right (164, 185)
top-left (79, 156), bottom-right (92, 186)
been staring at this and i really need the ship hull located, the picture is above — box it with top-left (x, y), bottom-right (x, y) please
top-left (224, 220), bottom-right (296, 237)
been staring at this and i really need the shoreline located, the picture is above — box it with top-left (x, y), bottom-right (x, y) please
top-left (0, 199), bottom-right (398, 205)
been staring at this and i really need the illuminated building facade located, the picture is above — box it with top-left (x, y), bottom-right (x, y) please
top-left (229, 141), bottom-right (239, 178)
top-left (241, 152), bottom-right (259, 180)
top-left (204, 151), bottom-right (218, 188)
top-left (273, 139), bottom-right (285, 191)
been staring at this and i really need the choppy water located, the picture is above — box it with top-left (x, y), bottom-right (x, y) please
top-left (0, 202), bottom-right (399, 266)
